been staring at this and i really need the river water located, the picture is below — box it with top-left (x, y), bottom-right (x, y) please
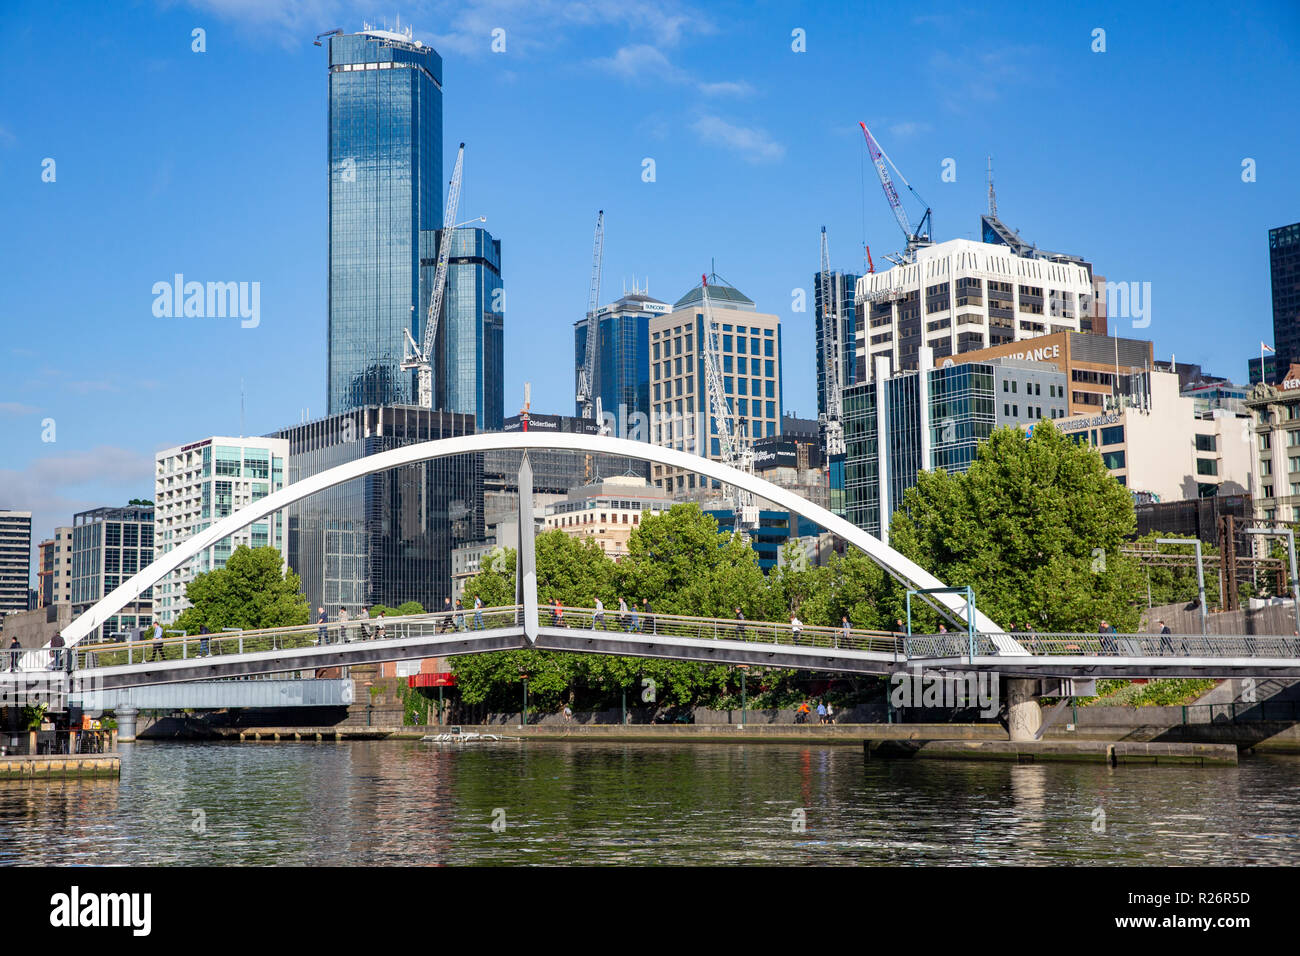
top-left (1, 741), bottom-right (1297, 865)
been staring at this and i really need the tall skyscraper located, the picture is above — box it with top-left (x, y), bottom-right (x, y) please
top-left (0, 510), bottom-right (32, 620)
top-left (573, 287), bottom-right (667, 425)
top-left (649, 277), bottom-right (783, 495)
top-left (438, 225), bottom-right (504, 431)
top-left (327, 25), bottom-right (443, 414)
top-left (813, 269), bottom-right (860, 420)
top-left (1270, 221), bottom-right (1300, 384)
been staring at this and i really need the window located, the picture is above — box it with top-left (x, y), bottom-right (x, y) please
top-left (1100, 425), bottom-right (1124, 446)
top-left (1262, 434), bottom-right (1272, 450)
top-left (1194, 434), bottom-right (1217, 452)
top-left (1262, 459), bottom-right (1274, 476)
top-left (765, 360), bottom-right (775, 377)
top-left (1102, 450), bottom-right (1126, 470)
top-left (1197, 459), bottom-right (1219, 476)
top-left (1289, 456), bottom-right (1300, 473)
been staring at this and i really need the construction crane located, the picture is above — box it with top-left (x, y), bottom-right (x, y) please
top-left (865, 243), bottom-right (875, 274)
top-left (698, 274), bottom-right (758, 530)
top-left (818, 228), bottom-right (845, 459)
top-left (575, 210), bottom-right (605, 421)
top-left (313, 29), bottom-right (342, 46)
top-left (402, 143), bottom-right (466, 408)
top-left (859, 121), bottom-right (932, 265)
top-left (519, 382), bottom-right (531, 431)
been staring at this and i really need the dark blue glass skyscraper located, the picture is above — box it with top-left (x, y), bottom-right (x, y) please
top-left (438, 226), bottom-right (504, 431)
top-left (573, 290), bottom-right (665, 424)
top-left (327, 27), bottom-right (442, 414)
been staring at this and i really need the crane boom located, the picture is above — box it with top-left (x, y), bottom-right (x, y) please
top-left (699, 274), bottom-right (757, 529)
top-left (576, 210), bottom-right (605, 420)
top-left (403, 142), bottom-right (465, 408)
top-left (859, 121), bottom-right (932, 264)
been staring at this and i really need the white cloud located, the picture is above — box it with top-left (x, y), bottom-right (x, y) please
top-left (698, 80), bottom-right (754, 97)
top-left (593, 44), bottom-right (684, 82)
top-left (0, 446), bottom-right (156, 566)
top-left (691, 115), bottom-right (784, 163)
top-left (889, 121), bottom-right (932, 139)
top-left (0, 402), bottom-right (39, 416)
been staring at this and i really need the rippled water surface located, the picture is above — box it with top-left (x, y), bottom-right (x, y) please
top-left (2, 741), bottom-right (1297, 865)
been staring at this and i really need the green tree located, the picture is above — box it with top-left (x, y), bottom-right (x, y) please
top-left (172, 546), bottom-right (309, 633)
top-left (888, 421), bottom-right (1143, 632)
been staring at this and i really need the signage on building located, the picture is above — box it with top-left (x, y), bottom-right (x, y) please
top-left (1056, 412), bottom-right (1121, 433)
top-left (1283, 378), bottom-right (1300, 391)
top-left (1004, 344), bottom-right (1061, 363)
top-left (753, 443), bottom-right (798, 470)
top-left (179, 439), bottom-right (212, 453)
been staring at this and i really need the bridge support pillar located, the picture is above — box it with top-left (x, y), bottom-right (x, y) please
top-left (116, 705), bottom-right (139, 742)
top-left (1004, 678), bottom-right (1042, 741)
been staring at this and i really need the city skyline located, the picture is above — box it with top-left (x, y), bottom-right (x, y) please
top-left (2, 0), bottom-right (1298, 573)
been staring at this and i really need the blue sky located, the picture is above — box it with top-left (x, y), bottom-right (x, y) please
top-left (2, 0), bottom-right (1298, 575)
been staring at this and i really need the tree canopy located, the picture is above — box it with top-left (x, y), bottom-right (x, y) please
top-left (173, 545), bottom-right (309, 633)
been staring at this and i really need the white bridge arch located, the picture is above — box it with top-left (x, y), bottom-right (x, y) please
top-left (63, 432), bottom-right (1013, 645)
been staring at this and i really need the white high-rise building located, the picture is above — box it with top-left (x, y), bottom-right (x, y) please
top-left (153, 436), bottom-right (290, 623)
top-left (855, 238), bottom-right (1096, 380)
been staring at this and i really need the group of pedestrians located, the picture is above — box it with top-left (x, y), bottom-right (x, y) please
top-left (586, 597), bottom-right (656, 633)
top-left (794, 699), bottom-right (835, 724)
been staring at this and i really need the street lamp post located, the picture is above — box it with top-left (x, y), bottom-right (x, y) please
top-left (1245, 527), bottom-right (1300, 638)
top-left (737, 665), bottom-right (749, 727)
top-left (519, 672), bottom-right (529, 727)
top-left (1156, 538), bottom-right (1207, 636)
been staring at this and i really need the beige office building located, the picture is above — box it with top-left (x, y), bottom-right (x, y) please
top-left (649, 277), bottom-right (782, 495)
top-left (1046, 370), bottom-right (1251, 502)
top-left (1246, 366), bottom-right (1300, 523)
top-left (543, 476), bottom-right (674, 558)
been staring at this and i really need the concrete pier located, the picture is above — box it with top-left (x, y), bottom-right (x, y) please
top-left (0, 752), bottom-right (121, 778)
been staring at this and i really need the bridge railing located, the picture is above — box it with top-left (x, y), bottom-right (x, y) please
top-left (56, 606), bottom-right (524, 673)
top-left (546, 606), bottom-right (906, 656)
top-left (967, 632), bottom-right (1300, 660)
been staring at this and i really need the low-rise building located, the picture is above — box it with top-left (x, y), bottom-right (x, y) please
top-left (36, 526), bottom-right (72, 608)
top-left (1246, 368), bottom-right (1300, 523)
top-left (543, 476), bottom-right (674, 559)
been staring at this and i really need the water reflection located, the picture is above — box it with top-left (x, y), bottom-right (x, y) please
top-left (0, 742), bottom-right (1296, 865)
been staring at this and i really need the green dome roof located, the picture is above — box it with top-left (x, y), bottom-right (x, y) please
top-left (673, 276), bottom-right (754, 311)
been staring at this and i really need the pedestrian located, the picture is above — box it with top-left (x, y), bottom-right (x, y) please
top-left (938, 624), bottom-right (948, 633)
top-left (375, 609), bottom-right (386, 639)
top-left (49, 631), bottom-right (65, 671)
top-left (790, 613), bottom-right (803, 645)
top-left (795, 700), bottom-right (811, 724)
top-left (316, 606), bottom-right (328, 646)
top-left (735, 606), bottom-right (747, 640)
top-left (629, 603), bottom-right (640, 633)
top-left (816, 700), bottom-right (827, 724)
top-left (198, 624), bottom-right (211, 657)
top-left (339, 606), bottom-right (351, 643)
top-left (826, 701), bottom-right (834, 724)
top-left (442, 597), bottom-right (455, 633)
top-left (473, 595), bottom-right (483, 630)
top-left (1099, 620), bottom-right (1117, 655)
top-left (841, 615), bottom-right (851, 647)
top-left (563, 703), bottom-right (573, 722)
top-left (552, 598), bottom-right (564, 627)
top-left (455, 599), bottom-right (466, 632)
top-left (7, 635), bottom-right (20, 672)
top-left (147, 619), bottom-right (165, 662)
top-left (642, 597), bottom-right (655, 634)
top-left (1157, 619), bottom-right (1173, 656)
top-left (618, 597), bottom-right (629, 631)
top-left (593, 596), bottom-right (605, 630)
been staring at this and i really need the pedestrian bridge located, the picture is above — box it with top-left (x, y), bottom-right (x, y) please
top-left (6, 606), bottom-right (1300, 713)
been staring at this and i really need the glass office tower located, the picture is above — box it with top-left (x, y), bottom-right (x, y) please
top-left (438, 226), bottom-right (504, 431)
top-left (573, 291), bottom-right (666, 424)
top-left (327, 28), bottom-right (443, 414)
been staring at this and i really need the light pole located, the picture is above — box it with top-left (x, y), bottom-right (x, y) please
top-left (1157, 538), bottom-right (1207, 636)
top-left (737, 664), bottom-right (749, 727)
top-left (519, 672), bottom-right (529, 727)
top-left (1244, 527), bottom-right (1300, 638)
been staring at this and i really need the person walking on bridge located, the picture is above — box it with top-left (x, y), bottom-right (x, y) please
top-left (316, 607), bottom-right (328, 646)
top-left (593, 597), bottom-right (605, 630)
top-left (8, 635), bottom-right (21, 672)
top-left (455, 599), bottom-right (467, 632)
top-left (49, 631), bottom-right (65, 671)
top-left (642, 597), bottom-right (654, 635)
top-left (841, 615), bottom-right (851, 648)
top-left (1099, 620), bottom-right (1118, 655)
top-left (1157, 620), bottom-right (1173, 656)
top-left (339, 606), bottom-right (351, 643)
top-left (198, 624), bottom-right (211, 657)
top-left (473, 595), bottom-right (484, 631)
top-left (147, 620), bottom-right (165, 662)
top-left (618, 597), bottom-right (629, 632)
top-left (790, 614), bottom-right (803, 646)
top-left (735, 607), bottom-right (747, 641)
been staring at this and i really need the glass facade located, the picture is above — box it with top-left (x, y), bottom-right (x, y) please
top-left (573, 293), bottom-right (662, 425)
top-left (327, 31), bottom-right (443, 414)
top-left (930, 364), bottom-right (996, 473)
top-left (814, 270), bottom-right (860, 418)
top-left (70, 504), bottom-right (154, 642)
top-left (1271, 222), bottom-right (1300, 385)
top-left (437, 226), bottom-right (504, 431)
top-left (842, 383), bottom-right (880, 536)
top-left (274, 407), bottom-right (481, 614)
